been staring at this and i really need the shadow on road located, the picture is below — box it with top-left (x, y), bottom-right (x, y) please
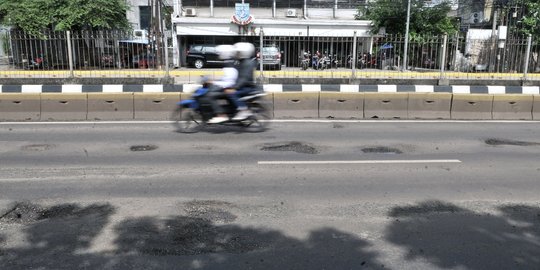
top-left (385, 200), bottom-right (540, 269)
top-left (1, 200), bottom-right (539, 269)
top-left (0, 202), bottom-right (382, 269)
top-left (0, 203), bottom-right (115, 269)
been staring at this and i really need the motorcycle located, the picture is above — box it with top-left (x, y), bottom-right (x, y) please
top-left (346, 55), bottom-right (354, 68)
top-left (300, 52), bottom-right (311, 70)
top-left (330, 54), bottom-right (341, 68)
top-left (319, 55), bottom-right (331, 70)
top-left (22, 54), bottom-right (48, 70)
top-left (171, 85), bottom-right (272, 133)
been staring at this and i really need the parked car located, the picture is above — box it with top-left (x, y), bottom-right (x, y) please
top-left (186, 44), bottom-right (227, 69)
top-left (256, 46), bottom-right (281, 70)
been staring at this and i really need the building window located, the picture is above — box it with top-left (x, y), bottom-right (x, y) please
top-left (140, 6), bottom-right (151, 30)
top-left (182, 0), bottom-right (211, 7)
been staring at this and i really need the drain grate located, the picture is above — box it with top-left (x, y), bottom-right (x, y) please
top-left (261, 141), bottom-right (319, 154)
top-left (362, 146), bottom-right (403, 154)
top-left (130, 145), bottom-right (159, 152)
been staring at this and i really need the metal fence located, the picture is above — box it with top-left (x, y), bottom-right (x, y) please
top-left (1, 30), bottom-right (539, 82)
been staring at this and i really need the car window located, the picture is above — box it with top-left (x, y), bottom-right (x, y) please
top-left (263, 47), bottom-right (279, 54)
top-left (190, 45), bottom-right (202, 53)
top-left (203, 46), bottom-right (216, 54)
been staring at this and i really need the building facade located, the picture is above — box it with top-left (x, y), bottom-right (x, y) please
top-left (127, 0), bottom-right (374, 68)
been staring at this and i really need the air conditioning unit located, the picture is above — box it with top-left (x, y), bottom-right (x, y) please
top-left (286, 9), bottom-right (297, 17)
top-left (133, 29), bottom-right (148, 40)
top-left (185, 8), bottom-right (197, 17)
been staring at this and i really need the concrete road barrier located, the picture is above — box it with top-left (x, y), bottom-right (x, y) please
top-left (40, 93), bottom-right (87, 121)
top-left (273, 92), bottom-right (319, 118)
top-left (534, 95), bottom-right (540, 120)
top-left (364, 93), bottom-right (408, 119)
top-left (451, 94), bottom-right (494, 120)
top-left (134, 93), bottom-right (181, 120)
top-left (0, 93), bottom-right (40, 121)
top-left (319, 92), bottom-right (364, 119)
top-left (492, 94), bottom-right (533, 120)
top-left (408, 93), bottom-right (452, 119)
top-left (87, 93), bottom-right (134, 120)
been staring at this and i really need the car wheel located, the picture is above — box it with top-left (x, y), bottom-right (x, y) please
top-left (194, 59), bottom-right (204, 69)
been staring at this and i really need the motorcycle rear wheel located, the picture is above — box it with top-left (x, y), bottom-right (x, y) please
top-left (171, 107), bottom-right (205, 133)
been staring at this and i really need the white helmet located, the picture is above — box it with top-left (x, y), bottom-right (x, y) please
top-left (216, 44), bottom-right (236, 60)
top-left (234, 42), bottom-right (255, 59)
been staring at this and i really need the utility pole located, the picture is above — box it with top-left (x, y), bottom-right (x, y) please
top-left (402, 0), bottom-right (411, 71)
top-left (489, 5), bottom-right (498, 72)
top-left (150, 0), bottom-right (164, 69)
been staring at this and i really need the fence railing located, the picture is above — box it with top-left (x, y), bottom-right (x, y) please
top-left (1, 30), bottom-right (539, 83)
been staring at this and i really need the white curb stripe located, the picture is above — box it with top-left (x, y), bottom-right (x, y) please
top-left (452, 86), bottom-right (470, 94)
top-left (340, 85), bottom-right (360, 93)
top-left (102, 85), bottom-right (123, 93)
top-left (62, 85), bottom-right (83, 93)
top-left (263, 84), bottom-right (283, 92)
top-left (522, 86), bottom-right (540, 95)
top-left (302, 84), bottom-right (321, 92)
top-left (143, 84), bottom-right (163, 93)
top-left (378, 85), bottom-right (397, 93)
top-left (21, 85), bottom-right (42, 93)
top-left (488, 86), bottom-right (506, 94)
top-left (415, 85), bottom-right (435, 93)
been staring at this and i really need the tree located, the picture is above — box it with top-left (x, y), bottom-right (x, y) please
top-left (0, 0), bottom-right (131, 35)
top-left (356, 0), bottom-right (458, 36)
top-left (515, 0), bottom-right (540, 40)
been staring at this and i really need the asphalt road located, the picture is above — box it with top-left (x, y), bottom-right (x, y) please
top-left (1, 120), bottom-right (539, 269)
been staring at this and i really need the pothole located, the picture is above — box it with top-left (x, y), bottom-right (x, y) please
top-left (260, 141), bottom-right (319, 154)
top-left (485, 138), bottom-right (540, 146)
top-left (0, 202), bottom-right (45, 224)
top-left (184, 200), bottom-right (237, 223)
top-left (0, 202), bottom-right (114, 224)
top-left (362, 146), bottom-right (403, 154)
top-left (130, 145), bottom-right (158, 151)
top-left (21, 144), bottom-right (54, 151)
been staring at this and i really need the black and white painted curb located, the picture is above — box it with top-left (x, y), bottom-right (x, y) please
top-left (0, 84), bottom-right (539, 94)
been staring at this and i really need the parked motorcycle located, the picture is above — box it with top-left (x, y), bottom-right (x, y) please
top-left (319, 54), bottom-right (331, 70)
top-left (22, 54), bottom-right (48, 69)
top-left (300, 51), bottom-right (311, 70)
top-left (330, 54), bottom-right (341, 68)
top-left (171, 85), bottom-right (272, 133)
top-left (346, 55), bottom-right (354, 68)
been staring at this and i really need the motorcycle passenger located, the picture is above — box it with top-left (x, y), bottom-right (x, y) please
top-left (227, 42), bottom-right (259, 121)
top-left (207, 44), bottom-right (239, 124)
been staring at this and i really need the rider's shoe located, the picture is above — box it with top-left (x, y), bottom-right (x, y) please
top-left (232, 110), bottom-right (253, 121)
top-left (208, 116), bottom-right (228, 124)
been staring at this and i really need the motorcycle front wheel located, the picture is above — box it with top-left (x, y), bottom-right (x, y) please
top-left (242, 101), bottom-right (272, 132)
top-left (171, 106), bottom-right (205, 133)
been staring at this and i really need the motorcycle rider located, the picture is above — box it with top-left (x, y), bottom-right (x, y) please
top-left (207, 44), bottom-right (239, 124)
top-left (227, 42), bottom-right (259, 121)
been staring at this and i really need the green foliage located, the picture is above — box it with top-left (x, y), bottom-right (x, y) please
top-left (517, 1), bottom-right (540, 41)
top-left (0, 0), bottom-right (130, 36)
top-left (357, 0), bottom-right (458, 36)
